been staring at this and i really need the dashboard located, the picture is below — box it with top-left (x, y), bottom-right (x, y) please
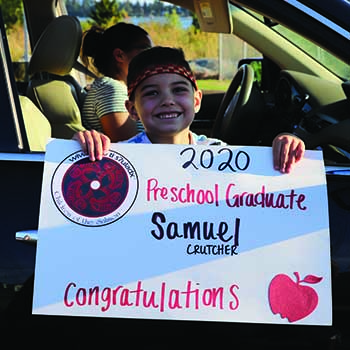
top-left (273, 70), bottom-right (350, 165)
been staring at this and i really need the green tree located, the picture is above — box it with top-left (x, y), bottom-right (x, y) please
top-left (82, 0), bottom-right (96, 15)
top-left (88, 0), bottom-right (126, 28)
top-left (133, 1), bottom-right (143, 17)
top-left (191, 12), bottom-right (200, 33)
top-left (164, 9), bottom-right (181, 30)
top-left (0, 0), bottom-right (23, 32)
top-left (123, 1), bottom-right (132, 15)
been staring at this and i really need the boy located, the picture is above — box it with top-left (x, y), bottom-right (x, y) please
top-left (73, 46), bottom-right (305, 173)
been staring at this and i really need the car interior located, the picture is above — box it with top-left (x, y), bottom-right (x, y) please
top-left (2, 0), bottom-right (350, 165)
top-left (19, 95), bottom-right (51, 152)
top-left (26, 15), bottom-right (86, 140)
top-left (18, 1), bottom-right (350, 166)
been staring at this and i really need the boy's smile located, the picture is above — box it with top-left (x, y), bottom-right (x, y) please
top-left (156, 112), bottom-right (181, 119)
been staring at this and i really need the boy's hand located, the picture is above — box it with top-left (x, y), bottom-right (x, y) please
top-left (272, 133), bottom-right (305, 173)
top-left (72, 130), bottom-right (111, 162)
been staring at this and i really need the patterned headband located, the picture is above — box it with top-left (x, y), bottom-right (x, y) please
top-left (128, 63), bottom-right (198, 98)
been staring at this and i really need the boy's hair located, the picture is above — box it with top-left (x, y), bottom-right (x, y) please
top-left (127, 46), bottom-right (198, 99)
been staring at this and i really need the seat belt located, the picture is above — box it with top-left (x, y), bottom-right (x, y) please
top-left (73, 60), bottom-right (98, 79)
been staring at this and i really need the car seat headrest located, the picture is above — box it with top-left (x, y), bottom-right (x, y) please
top-left (28, 15), bottom-right (82, 76)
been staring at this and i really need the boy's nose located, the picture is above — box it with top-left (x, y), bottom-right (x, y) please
top-left (160, 90), bottom-right (175, 105)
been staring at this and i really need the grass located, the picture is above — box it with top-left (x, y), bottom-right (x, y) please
top-left (197, 79), bottom-right (230, 91)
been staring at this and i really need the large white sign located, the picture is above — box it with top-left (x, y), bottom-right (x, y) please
top-left (33, 138), bottom-right (332, 325)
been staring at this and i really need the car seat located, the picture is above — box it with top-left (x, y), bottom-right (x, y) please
top-left (19, 95), bottom-right (51, 152)
top-left (26, 15), bottom-right (86, 139)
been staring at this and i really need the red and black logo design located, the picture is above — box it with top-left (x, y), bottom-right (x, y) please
top-left (51, 150), bottom-right (138, 226)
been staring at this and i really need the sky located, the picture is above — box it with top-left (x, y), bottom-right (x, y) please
top-left (127, 0), bottom-right (155, 3)
top-left (126, 1), bottom-right (175, 6)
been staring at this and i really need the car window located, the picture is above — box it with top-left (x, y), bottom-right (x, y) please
top-left (275, 25), bottom-right (350, 80)
top-left (71, 7), bottom-right (261, 92)
top-left (4, 6), bottom-right (31, 94)
top-left (0, 8), bottom-right (29, 152)
top-left (245, 8), bottom-right (350, 80)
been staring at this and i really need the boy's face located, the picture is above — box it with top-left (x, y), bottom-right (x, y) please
top-left (126, 73), bottom-right (202, 141)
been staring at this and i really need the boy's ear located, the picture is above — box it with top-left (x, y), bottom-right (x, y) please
top-left (125, 100), bottom-right (139, 121)
top-left (194, 89), bottom-right (203, 113)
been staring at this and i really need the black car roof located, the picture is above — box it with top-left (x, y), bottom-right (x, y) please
top-left (300, 0), bottom-right (350, 33)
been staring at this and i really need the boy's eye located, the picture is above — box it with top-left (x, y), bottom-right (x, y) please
top-left (173, 85), bottom-right (191, 94)
top-left (143, 89), bottom-right (158, 97)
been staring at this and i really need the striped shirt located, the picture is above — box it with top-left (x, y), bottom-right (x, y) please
top-left (81, 76), bottom-right (143, 133)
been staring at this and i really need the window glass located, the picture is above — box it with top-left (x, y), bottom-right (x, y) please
top-left (245, 7), bottom-right (350, 80)
top-left (4, 5), bottom-right (31, 92)
top-left (0, 8), bottom-right (28, 152)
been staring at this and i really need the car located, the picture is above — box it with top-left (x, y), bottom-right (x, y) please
top-left (0, 0), bottom-right (349, 347)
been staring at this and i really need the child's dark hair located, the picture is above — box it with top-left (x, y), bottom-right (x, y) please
top-left (127, 46), bottom-right (197, 99)
top-left (80, 22), bottom-right (150, 76)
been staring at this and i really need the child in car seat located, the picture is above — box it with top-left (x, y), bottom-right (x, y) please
top-left (73, 46), bottom-right (305, 174)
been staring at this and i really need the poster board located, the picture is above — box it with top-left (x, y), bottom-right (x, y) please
top-left (33, 138), bottom-right (332, 325)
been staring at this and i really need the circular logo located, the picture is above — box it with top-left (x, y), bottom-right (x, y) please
top-left (51, 150), bottom-right (138, 226)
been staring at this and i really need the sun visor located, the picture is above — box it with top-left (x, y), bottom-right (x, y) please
top-left (194, 0), bottom-right (232, 33)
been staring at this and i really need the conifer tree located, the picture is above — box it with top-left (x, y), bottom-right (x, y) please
top-left (88, 0), bottom-right (126, 28)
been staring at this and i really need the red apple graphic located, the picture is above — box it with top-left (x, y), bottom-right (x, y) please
top-left (268, 272), bottom-right (323, 322)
